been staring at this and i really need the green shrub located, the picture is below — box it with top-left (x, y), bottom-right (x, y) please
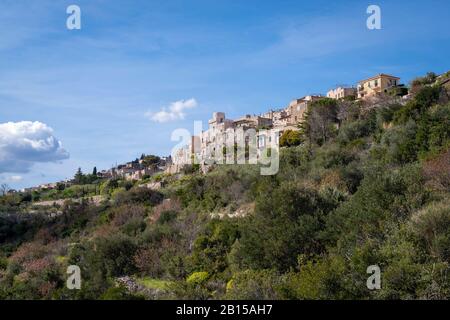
top-left (100, 285), bottom-right (144, 300)
top-left (337, 120), bottom-right (371, 145)
top-left (279, 130), bottom-right (302, 147)
top-left (226, 269), bottom-right (283, 299)
top-left (157, 210), bottom-right (178, 225)
top-left (113, 187), bottom-right (163, 207)
top-left (235, 182), bottom-right (335, 271)
top-left (189, 219), bottom-right (239, 276)
top-left (411, 200), bottom-right (450, 262)
top-left (187, 271), bottom-right (210, 285)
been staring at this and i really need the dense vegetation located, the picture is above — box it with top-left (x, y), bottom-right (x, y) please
top-left (1, 72), bottom-right (449, 300)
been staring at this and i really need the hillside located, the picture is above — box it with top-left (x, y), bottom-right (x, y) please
top-left (0, 71), bottom-right (449, 300)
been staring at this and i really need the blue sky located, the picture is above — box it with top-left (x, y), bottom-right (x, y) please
top-left (0, 0), bottom-right (449, 189)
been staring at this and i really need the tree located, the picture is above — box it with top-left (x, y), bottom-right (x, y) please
top-left (337, 99), bottom-right (360, 124)
top-left (92, 167), bottom-right (97, 176)
top-left (301, 98), bottom-right (338, 146)
top-left (0, 184), bottom-right (9, 196)
top-left (142, 155), bottom-right (161, 168)
top-left (56, 182), bottom-right (66, 191)
top-left (74, 168), bottom-right (84, 185)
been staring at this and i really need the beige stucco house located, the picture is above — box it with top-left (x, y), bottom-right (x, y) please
top-left (357, 74), bottom-right (400, 99)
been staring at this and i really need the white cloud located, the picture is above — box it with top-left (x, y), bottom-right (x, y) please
top-left (10, 175), bottom-right (23, 182)
top-left (0, 121), bottom-right (69, 174)
top-left (0, 175), bottom-right (23, 184)
top-left (146, 98), bottom-right (198, 123)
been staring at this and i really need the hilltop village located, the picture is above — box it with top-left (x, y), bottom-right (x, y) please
top-left (13, 72), bottom-right (428, 193)
top-left (170, 73), bottom-right (408, 170)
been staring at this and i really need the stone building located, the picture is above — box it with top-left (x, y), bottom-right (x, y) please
top-left (286, 95), bottom-right (323, 125)
top-left (327, 86), bottom-right (357, 99)
top-left (169, 93), bottom-right (329, 171)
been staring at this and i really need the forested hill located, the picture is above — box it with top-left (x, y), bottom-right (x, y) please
top-left (1, 71), bottom-right (449, 300)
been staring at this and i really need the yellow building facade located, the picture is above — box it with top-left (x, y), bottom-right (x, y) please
top-left (357, 74), bottom-right (400, 99)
